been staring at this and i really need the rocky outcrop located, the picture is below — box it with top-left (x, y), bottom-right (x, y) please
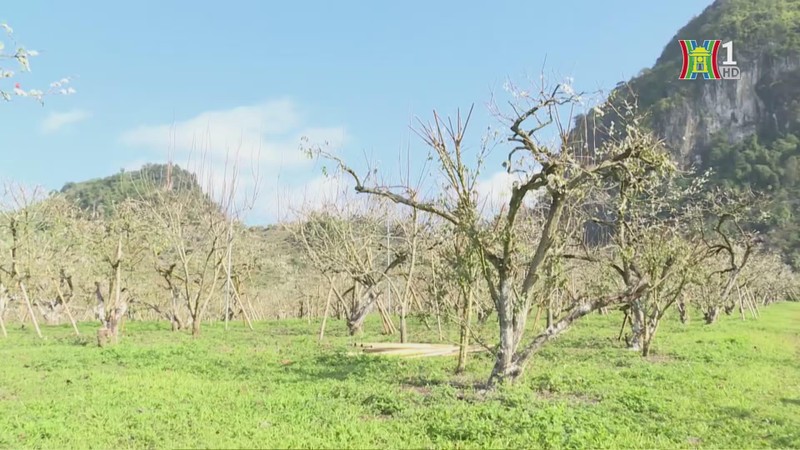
top-left (573, 0), bottom-right (800, 165)
top-left (652, 54), bottom-right (800, 163)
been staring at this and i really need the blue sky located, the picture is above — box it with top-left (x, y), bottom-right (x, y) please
top-left (2, 0), bottom-right (712, 222)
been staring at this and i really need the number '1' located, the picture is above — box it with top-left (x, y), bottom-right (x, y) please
top-left (721, 41), bottom-right (736, 65)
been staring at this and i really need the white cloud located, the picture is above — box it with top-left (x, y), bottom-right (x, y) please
top-left (270, 174), bottom-right (351, 222)
top-left (119, 99), bottom-right (345, 166)
top-left (475, 171), bottom-right (519, 214)
top-left (41, 109), bottom-right (91, 133)
top-left (119, 99), bottom-right (348, 223)
top-left (273, 170), bottom-right (541, 224)
top-left (271, 169), bottom-right (544, 224)
top-left (474, 170), bottom-right (541, 217)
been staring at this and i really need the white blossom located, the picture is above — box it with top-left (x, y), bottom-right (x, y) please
top-left (16, 53), bottom-right (30, 71)
top-left (1, 24), bottom-right (73, 103)
top-left (51, 77), bottom-right (71, 88)
top-left (562, 78), bottom-right (576, 95)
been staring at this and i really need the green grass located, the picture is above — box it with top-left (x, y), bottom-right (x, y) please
top-left (1, 304), bottom-right (800, 449)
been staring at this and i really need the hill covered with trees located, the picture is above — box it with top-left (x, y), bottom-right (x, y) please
top-left (576, 0), bottom-right (800, 266)
top-left (59, 163), bottom-right (203, 218)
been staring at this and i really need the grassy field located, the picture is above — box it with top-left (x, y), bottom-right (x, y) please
top-left (1, 303), bottom-right (799, 449)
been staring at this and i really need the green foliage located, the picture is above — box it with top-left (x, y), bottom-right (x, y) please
top-left (575, 0), bottom-right (800, 140)
top-left (655, 0), bottom-right (800, 63)
top-left (572, 0), bottom-right (800, 268)
top-left (0, 306), bottom-right (799, 448)
top-left (60, 164), bottom-right (202, 218)
top-left (702, 131), bottom-right (800, 265)
top-left (636, 0), bottom-right (800, 112)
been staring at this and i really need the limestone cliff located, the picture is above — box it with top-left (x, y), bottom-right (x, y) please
top-left (652, 53), bottom-right (800, 164)
top-left (573, 0), bottom-right (800, 265)
top-left (579, 0), bottom-right (800, 164)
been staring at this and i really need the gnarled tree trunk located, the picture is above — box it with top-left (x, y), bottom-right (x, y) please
top-left (95, 282), bottom-right (128, 347)
top-left (347, 288), bottom-right (381, 335)
top-left (677, 295), bottom-right (689, 324)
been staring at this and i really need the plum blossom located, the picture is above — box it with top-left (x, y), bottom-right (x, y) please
top-left (1, 25), bottom-right (75, 104)
top-left (561, 76), bottom-right (585, 104)
top-left (51, 78), bottom-right (71, 88)
top-left (562, 77), bottom-right (576, 95)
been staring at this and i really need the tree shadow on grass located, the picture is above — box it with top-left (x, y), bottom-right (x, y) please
top-left (559, 336), bottom-right (622, 350)
top-left (402, 375), bottom-right (489, 392)
top-left (282, 352), bottom-right (403, 383)
top-left (717, 406), bottom-right (753, 420)
top-left (401, 375), bottom-right (496, 405)
top-left (780, 398), bottom-right (800, 406)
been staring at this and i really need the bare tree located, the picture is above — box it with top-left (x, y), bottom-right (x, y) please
top-left (29, 196), bottom-right (84, 335)
top-left (693, 189), bottom-right (762, 324)
top-left (309, 79), bottom-right (675, 385)
top-left (446, 232), bottom-right (481, 373)
top-left (138, 153), bottom-right (258, 336)
top-left (142, 180), bottom-right (227, 337)
top-left (740, 251), bottom-right (799, 306)
top-left (570, 122), bottom-right (712, 355)
top-left (88, 199), bottom-right (148, 346)
top-left (390, 208), bottom-right (425, 343)
top-left (291, 201), bottom-right (408, 336)
top-left (0, 182), bottom-right (51, 338)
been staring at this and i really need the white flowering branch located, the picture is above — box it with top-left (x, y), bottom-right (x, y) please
top-left (0, 23), bottom-right (75, 104)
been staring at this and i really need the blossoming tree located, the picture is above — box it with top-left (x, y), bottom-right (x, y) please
top-left (0, 23), bottom-right (75, 104)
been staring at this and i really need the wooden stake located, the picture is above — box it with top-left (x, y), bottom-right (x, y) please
top-left (246, 294), bottom-right (261, 321)
top-left (617, 311), bottom-right (629, 341)
top-left (432, 299), bottom-right (443, 341)
top-left (232, 290), bottom-right (254, 331)
top-left (736, 284), bottom-right (746, 320)
top-left (0, 309), bottom-right (6, 338)
top-left (318, 286), bottom-right (333, 343)
top-left (456, 287), bottom-right (473, 373)
top-left (0, 285), bottom-right (7, 338)
top-left (54, 283), bottom-right (80, 337)
top-left (18, 281), bottom-right (42, 338)
top-left (745, 287), bottom-right (759, 318)
top-left (375, 299), bottom-right (396, 335)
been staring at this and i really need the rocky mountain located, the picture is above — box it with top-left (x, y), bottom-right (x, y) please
top-left (640, 0), bottom-right (800, 162)
top-left (580, 0), bottom-right (800, 160)
top-left (576, 0), bottom-right (800, 266)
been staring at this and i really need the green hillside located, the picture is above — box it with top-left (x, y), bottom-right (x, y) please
top-left (577, 0), bottom-right (800, 266)
top-left (59, 163), bottom-right (202, 218)
top-left (634, 0), bottom-right (800, 114)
